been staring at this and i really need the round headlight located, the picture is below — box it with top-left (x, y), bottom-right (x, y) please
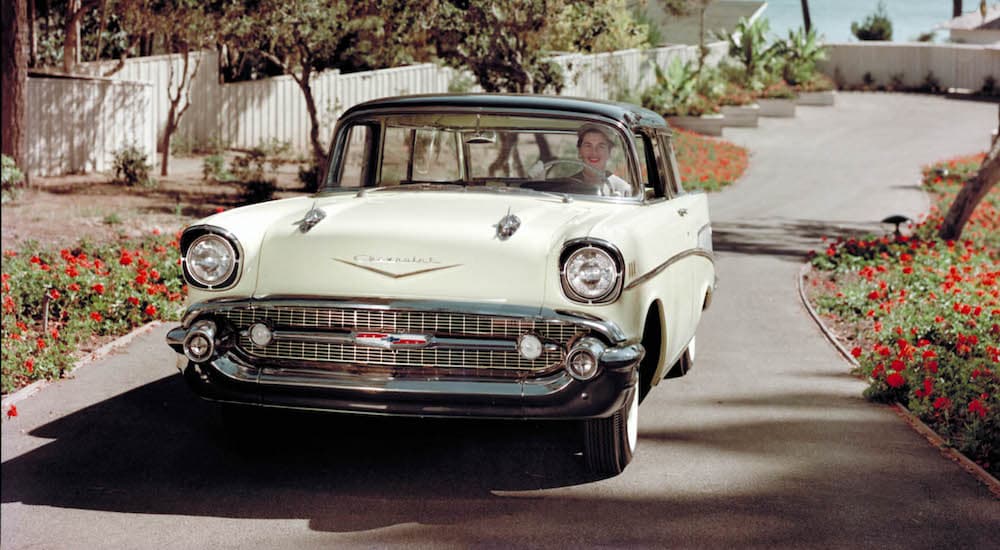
top-left (186, 234), bottom-right (236, 287)
top-left (563, 246), bottom-right (619, 301)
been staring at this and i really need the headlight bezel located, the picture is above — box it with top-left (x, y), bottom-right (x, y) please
top-left (559, 239), bottom-right (624, 305)
top-left (180, 225), bottom-right (243, 290)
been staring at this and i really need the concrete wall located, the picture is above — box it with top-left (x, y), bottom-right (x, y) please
top-left (819, 42), bottom-right (1000, 91)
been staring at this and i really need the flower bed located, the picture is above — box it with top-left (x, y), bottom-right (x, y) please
top-left (671, 125), bottom-right (749, 192)
top-left (806, 153), bottom-right (999, 476)
top-left (2, 232), bottom-right (185, 394)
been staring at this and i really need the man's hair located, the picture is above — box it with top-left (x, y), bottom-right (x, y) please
top-left (577, 124), bottom-right (616, 148)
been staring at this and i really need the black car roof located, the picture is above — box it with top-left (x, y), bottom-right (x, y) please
top-left (340, 93), bottom-right (669, 131)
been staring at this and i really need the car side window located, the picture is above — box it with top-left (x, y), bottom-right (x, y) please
top-left (337, 124), bottom-right (373, 188)
top-left (634, 134), bottom-right (664, 199)
top-left (658, 134), bottom-right (683, 196)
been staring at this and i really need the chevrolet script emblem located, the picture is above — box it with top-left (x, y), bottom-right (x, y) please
top-left (335, 255), bottom-right (461, 278)
top-left (354, 332), bottom-right (430, 350)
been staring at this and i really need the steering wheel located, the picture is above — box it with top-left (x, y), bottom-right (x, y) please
top-left (540, 159), bottom-right (604, 181)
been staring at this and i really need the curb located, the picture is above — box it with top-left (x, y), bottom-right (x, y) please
top-left (2, 321), bottom-right (163, 412)
top-left (798, 263), bottom-right (1000, 498)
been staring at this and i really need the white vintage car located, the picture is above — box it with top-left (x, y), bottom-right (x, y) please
top-left (166, 94), bottom-right (715, 475)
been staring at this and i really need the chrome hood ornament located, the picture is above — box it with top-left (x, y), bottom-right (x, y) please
top-left (495, 208), bottom-right (521, 241)
top-left (295, 203), bottom-right (326, 233)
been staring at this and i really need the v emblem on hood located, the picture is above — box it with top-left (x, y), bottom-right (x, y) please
top-left (334, 258), bottom-right (462, 279)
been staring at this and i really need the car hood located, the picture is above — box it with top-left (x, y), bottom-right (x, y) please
top-left (252, 191), bottom-right (599, 307)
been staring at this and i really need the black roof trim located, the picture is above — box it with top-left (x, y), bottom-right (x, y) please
top-left (340, 93), bottom-right (668, 130)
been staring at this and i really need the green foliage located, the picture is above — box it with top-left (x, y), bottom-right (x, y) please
top-left (230, 150), bottom-right (276, 204)
top-left (544, 0), bottom-right (651, 53)
top-left (2, 155), bottom-right (25, 204)
top-left (433, 0), bottom-right (565, 94)
top-left (720, 17), bottom-right (781, 92)
top-left (111, 145), bottom-right (155, 187)
top-left (202, 154), bottom-right (233, 183)
top-left (1, 234), bottom-right (185, 393)
top-left (641, 58), bottom-right (699, 116)
top-left (298, 162), bottom-right (322, 193)
top-left (775, 27), bottom-right (828, 87)
top-left (808, 152), bottom-right (999, 475)
top-left (851, 1), bottom-right (893, 41)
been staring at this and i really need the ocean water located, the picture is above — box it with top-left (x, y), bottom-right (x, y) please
top-left (758, 0), bottom-right (965, 43)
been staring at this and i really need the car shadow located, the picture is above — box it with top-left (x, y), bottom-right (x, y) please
top-left (3, 375), bottom-right (998, 546)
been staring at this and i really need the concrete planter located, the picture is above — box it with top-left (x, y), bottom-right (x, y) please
top-left (796, 90), bottom-right (836, 106)
top-left (666, 113), bottom-right (724, 136)
top-left (720, 103), bottom-right (760, 127)
top-left (757, 98), bottom-right (797, 117)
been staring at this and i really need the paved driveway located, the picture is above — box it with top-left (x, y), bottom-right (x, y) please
top-left (2, 93), bottom-right (998, 549)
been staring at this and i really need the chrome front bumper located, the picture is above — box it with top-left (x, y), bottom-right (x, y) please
top-left (166, 297), bottom-right (644, 419)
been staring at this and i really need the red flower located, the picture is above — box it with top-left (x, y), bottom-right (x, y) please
top-left (120, 253), bottom-right (133, 266)
top-left (91, 283), bottom-right (105, 295)
top-left (36, 338), bottom-right (46, 351)
top-left (65, 266), bottom-right (79, 278)
top-left (29, 255), bottom-right (40, 264)
top-left (90, 311), bottom-right (103, 322)
top-left (890, 360), bottom-right (905, 372)
top-left (144, 304), bottom-right (157, 317)
top-left (214, 207), bottom-right (225, 213)
top-left (933, 397), bottom-right (952, 410)
top-left (851, 347), bottom-right (862, 358)
top-left (886, 372), bottom-right (906, 388)
top-left (3, 295), bottom-right (15, 313)
top-left (135, 272), bottom-right (148, 285)
top-left (50, 328), bottom-right (59, 339)
top-left (902, 266), bottom-right (913, 275)
top-left (68, 283), bottom-right (80, 292)
top-left (922, 349), bottom-right (937, 359)
top-left (926, 360), bottom-right (939, 374)
top-left (6, 405), bottom-right (17, 418)
top-left (127, 296), bottom-right (139, 306)
top-left (968, 399), bottom-right (988, 419)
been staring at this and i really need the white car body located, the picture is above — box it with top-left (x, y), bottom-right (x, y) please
top-left (168, 94), bottom-right (715, 475)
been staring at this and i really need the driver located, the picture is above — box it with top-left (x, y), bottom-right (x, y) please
top-left (575, 124), bottom-right (631, 197)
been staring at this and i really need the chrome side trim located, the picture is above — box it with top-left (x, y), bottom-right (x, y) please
top-left (624, 249), bottom-right (715, 291)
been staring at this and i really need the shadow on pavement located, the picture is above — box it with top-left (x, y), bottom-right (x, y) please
top-left (3, 374), bottom-right (998, 547)
top-left (712, 218), bottom-right (889, 261)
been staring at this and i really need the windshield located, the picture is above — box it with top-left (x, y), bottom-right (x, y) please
top-left (329, 113), bottom-right (637, 199)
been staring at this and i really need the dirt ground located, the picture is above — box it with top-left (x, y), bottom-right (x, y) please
top-left (2, 154), bottom-right (308, 251)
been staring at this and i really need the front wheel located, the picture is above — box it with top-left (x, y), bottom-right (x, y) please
top-left (583, 385), bottom-right (639, 475)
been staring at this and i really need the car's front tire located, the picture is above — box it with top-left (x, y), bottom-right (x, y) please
top-left (583, 384), bottom-right (638, 475)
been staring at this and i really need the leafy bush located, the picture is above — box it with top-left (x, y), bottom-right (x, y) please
top-left (112, 145), bottom-right (155, 187)
top-left (797, 73), bottom-right (835, 93)
top-left (851, 2), bottom-right (893, 41)
top-left (2, 155), bottom-right (25, 203)
top-left (1, 233), bottom-right (185, 393)
top-left (202, 154), bottom-right (233, 183)
top-left (230, 149), bottom-right (276, 204)
top-left (298, 161), bottom-right (322, 193)
top-left (641, 58), bottom-right (720, 116)
top-left (776, 27), bottom-right (828, 87)
top-left (758, 79), bottom-right (797, 99)
top-left (719, 16), bottom-right (780, 92)
top-left (808, 153), bottom-right (999, 475)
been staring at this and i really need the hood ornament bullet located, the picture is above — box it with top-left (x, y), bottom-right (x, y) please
top-left (295, 202), bottom-right (326, 233)
top-left (495, 208), bottom-right (521, 241)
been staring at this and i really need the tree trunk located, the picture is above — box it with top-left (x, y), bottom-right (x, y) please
top-left (27, 0), bottom-right (35, 67)
top-left (294, 66), bottom-right (327, 169)
top-left (2, 0), bottom-right (28, 170)
top-left (161, 108), bottom-right (177, 176)
top-left (938, 124), bottom-right (1000, 240)
top-left (94, 0), bottom-right (108, 61)
top-left (63, 0), bottom-right (81, 73)
top-left (953, 0), bottom-right (963, 17)
top-left (800, 0), bottom-right (812, 32)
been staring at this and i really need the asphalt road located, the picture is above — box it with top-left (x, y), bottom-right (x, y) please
top-left (3, 93), bottom-right (999, 549)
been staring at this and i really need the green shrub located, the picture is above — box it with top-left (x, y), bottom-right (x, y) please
top-left (851, 2), bottom-right (893, 41)
top-left (230, 150), bottom-right (276, 204)
top-left (777, 27), bottom-right (828, 87)
top-left (112, 145), bottom-right (155, 187)
top-left (202, 154), bottom-right (233, 183)
top-left (1, 155), bottom-right (25, 203)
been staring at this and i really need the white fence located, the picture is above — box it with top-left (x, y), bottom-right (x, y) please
top-left (30, 43), bottom-right (720, 174)
top-left (819, 42), bottom-right (1000, 90)
top-left (25, 76), bottom-right (155, 177)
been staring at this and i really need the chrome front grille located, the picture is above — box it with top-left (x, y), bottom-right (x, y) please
top-left (217, 305), bottom-right (587, 377)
